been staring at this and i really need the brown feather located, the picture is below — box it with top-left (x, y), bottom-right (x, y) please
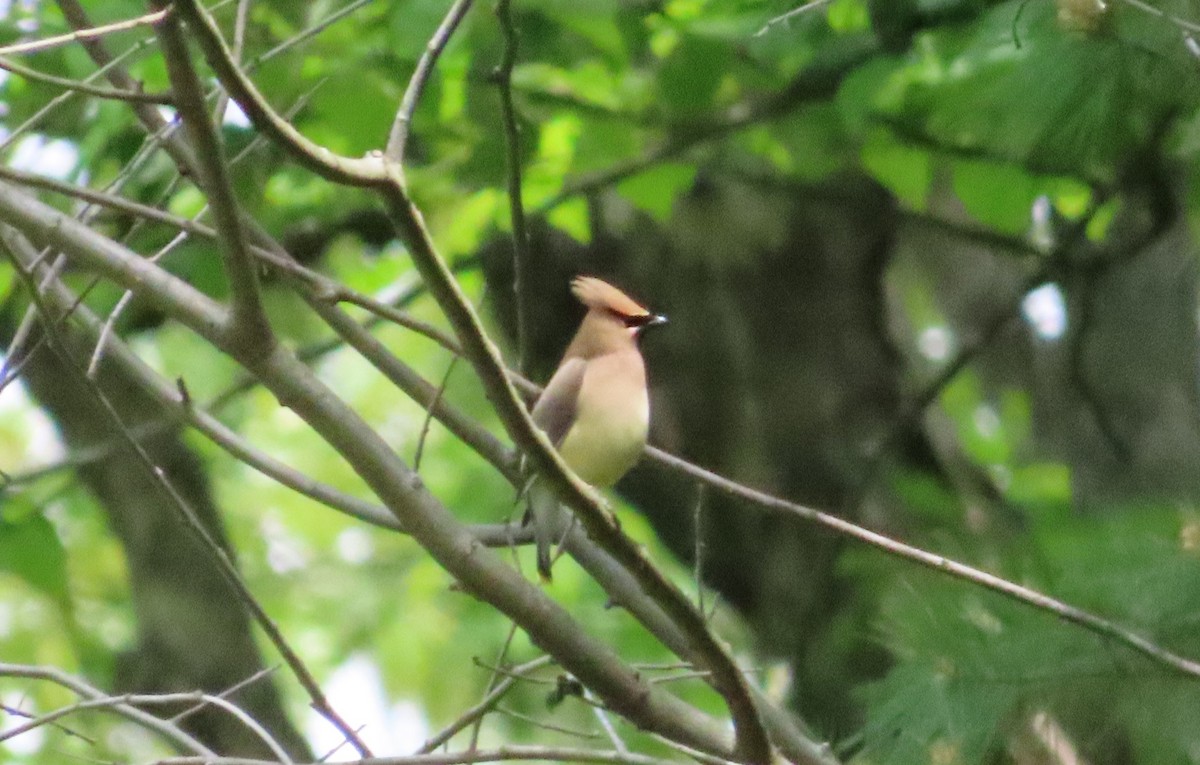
top-left (531, 357), bottom-right (585, 447)
top-left (571, 276), bottom-right (651, 318)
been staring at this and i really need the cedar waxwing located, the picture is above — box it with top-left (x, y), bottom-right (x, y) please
top-left (526, 276), bottom-right (667, 580)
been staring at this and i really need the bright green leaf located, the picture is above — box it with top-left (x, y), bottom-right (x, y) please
top-left (616, 163), bottom-right (696, 221)
top-left (0, 509), bottom-right (70, 609)
top-left (860, 129), bottom-right (930, 209)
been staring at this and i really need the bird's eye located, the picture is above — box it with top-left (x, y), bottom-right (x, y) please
top-left (604, 307), bottom-right (637, 326)
top-left (620, 314), bottom-right (648, 328)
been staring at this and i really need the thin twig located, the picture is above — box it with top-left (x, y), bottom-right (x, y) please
top-left (1117, 0), bottom-right (1200, 33)
top-left (0, 663), bottom-right (212, 756)
top-left (170, 666), bottom-right (281, 724)
top-left (471, 657), bottom-right (557, 687)
top-left (495, 706), bottom-right (601, 739)
top-left (470, 623), bottom-right (520, 752)
top-left (692, 484), bottom-right (707, 616)
top-left (646, 445), bottom-right (1200, 681)
top-left (414, 356), bottom-right (459, 472)
top-left (649, 733), bottom-right (742, 765)
top-left (209, 0), bottom-right (254, 144)
top-left (493, 0), bottom-right (533, 373)
top-left (0, 702), bottom-right (96, 744)
top-left (86, 227), bottom-right (187, 377)
top-left (753, 0), bottom-right (834, 37)
top-left (250, 0), bottom-right (375, 67)
top-left (155, 5), bottom-right (273, 347)
top-left (585, 690), bottom-right (628, 754)
top-left (418, 657), bottom-right (552, 754)
top-left (0, 689), bottom-right (292, 763)
top-left (387, 0), bottom-right (475, 161)
top-left (0, 8), bottom-right (169, 57)
top-left (0, 55), bottom-right (172, 103)
top-left (156, 745), bottom-right (688, 765)
top-left (0, 32), bottom-right (152, 152)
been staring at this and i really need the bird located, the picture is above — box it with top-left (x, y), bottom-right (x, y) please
top-left (525, 276), bottom-right (667, 581)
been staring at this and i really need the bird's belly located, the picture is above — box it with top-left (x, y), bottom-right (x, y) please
top-left (557, 390), bottom-right (649, 488)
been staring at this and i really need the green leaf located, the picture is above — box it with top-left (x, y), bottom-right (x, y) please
top-left (827, 0), bottom-right (869, 34)
top-left (657, 34), bottom-right (732, 114)
top-left (1006, 463), bottom-right (1071, 514)
top-left (951, 159), bottom-right (1042, 234)
top-left (0, 506), bottom-right (70, 609)
top-left (615, 163), bottom-right (696, 222)
top-left (548, 197), bottom-right (591, 243)
top-left (860, 128), bottom-right (930, 209)
top-left (873, 1), bottom-right (1195, 179)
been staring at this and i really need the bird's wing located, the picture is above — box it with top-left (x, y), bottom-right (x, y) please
top-left (531, 356), bottom-right (586, 447)
top-left (528, 358), bottom-right (587, 581)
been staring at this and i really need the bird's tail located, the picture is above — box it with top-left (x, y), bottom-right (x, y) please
top-left (526, 479), bottom-right (568, 581)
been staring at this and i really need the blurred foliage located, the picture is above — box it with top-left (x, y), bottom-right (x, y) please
top-left (3, 0), bottom-right (1200, 763)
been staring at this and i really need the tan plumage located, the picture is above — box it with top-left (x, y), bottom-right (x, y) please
top-left (527, 276), bottom-right (666, 580)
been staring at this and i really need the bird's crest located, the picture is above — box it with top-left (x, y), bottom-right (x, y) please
top-left (571, 276), bottom-right (650, 318)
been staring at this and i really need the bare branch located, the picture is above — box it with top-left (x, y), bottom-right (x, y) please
top-left (753, 0), bottom-right (834, 37)
top-left (154, 5), bottom-right (273, 349)
top-left (470, 623), bottom-right (522, 751)
top-left (0, 55), bottom-right (173, 103)
top-left (646, 445), bottom-right (1200, 681)
top-left (251, 0), bottom-right (375, 67)
top-left (414, 357), bottom-right (460, 472)
top-left (0, 7), bottom-right (168, 56)
top-left (0, 662), bottom-right (213, 756)
top-left (419, 656), bottom-right (553, 753)
top-left (0, 31), bottom-right (153, 152)
top-left (492, 0), bottom-right (533, 374)
top-left (387, 0), bottom-right (475, 162)
top-left (0, 688), bottom-right (291, 763)
top-left (171, 666), bottom-right (280, 724)
top-left (171, 0), bottom-right (388, 186)
top-left (157, 745), bottom-right (691, 765)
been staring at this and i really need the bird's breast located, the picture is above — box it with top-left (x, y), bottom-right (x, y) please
top-left (556, 352), bottom-right (649, 488)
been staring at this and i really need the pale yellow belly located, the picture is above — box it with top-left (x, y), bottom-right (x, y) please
top-left (556, 357), bottom-right (649, 488)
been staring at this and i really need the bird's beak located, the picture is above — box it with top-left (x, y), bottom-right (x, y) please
top-left (629, 313), bottom-right (668, 336)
